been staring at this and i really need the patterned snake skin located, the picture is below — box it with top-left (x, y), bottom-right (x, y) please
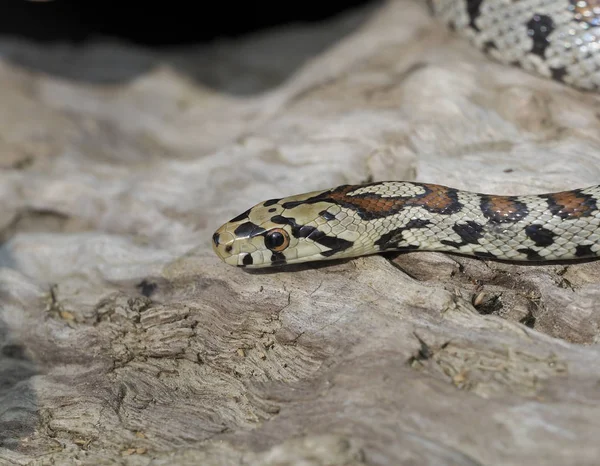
top-left (212, 182), bottom-right (600, 267)
top-left (430, 0), bottom-right (600, 90)
top-left (212, 1), bottom-right (600, 268)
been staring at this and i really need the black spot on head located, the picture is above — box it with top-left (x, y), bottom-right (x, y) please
top-left (575, 244), bottom-right (594, 258)
top-left (525, 224), bottom-right (555, 247)
top-left (234, 221), bottom-right (266, 238)
top-left (271, 215), bottom-right (303, 237)
top-left (230, 208), bottom-right (251, 223)
top-left (212, 232), bottom-right (220, 246)
top-left (319, 210), bottom-right (336, 221)
top-left (225, 245), bottom-right (233, 253)
top-left (374, 219), bottom-right (431, 251)
top-left (517, 248), bottom-right (544, 261)
top-left (271, 215), bottom-right (294, 226)
top-left (268, 208), bottom-right (277, 213)
top-left (242, 253), bottom-right (253, 265)
top-left (136, 279), bottom-right (157, 297)
top-left (270, 252), bottom-right (287, 265)
top-left (263, 199), bottom-right (280, 207)
top-left (526, 14), bottom-right (555, 57)
top-left (441, 221), bottom-right (485, 248)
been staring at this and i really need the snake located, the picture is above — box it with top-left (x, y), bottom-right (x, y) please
top-left (212, 182), bottom-right (600, 267)
top-left (211, 1), bottom-right (600, 268)
top-left (429, 0), bottom-right (600, 91)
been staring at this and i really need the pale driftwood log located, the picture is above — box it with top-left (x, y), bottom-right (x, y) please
top-left (1, 1), bottom-right (600, 465)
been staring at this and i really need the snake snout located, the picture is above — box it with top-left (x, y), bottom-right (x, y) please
top-left (211, 226), bottom-right (238, 263)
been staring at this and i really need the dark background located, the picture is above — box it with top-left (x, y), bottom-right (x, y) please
top-left (0, 1), bottom-right (377, 44)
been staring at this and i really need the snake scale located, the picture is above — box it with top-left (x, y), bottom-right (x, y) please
top-left (430, 0), bottom-right (600, 91)
top-left (212, 0), bottom-right (600, 268)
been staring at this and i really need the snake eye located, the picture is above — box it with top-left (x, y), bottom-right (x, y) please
top-left (264, 228), bottom-right (289, 252)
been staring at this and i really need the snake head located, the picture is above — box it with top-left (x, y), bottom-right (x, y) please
top-left (212, 188), bottom-right (359, 267)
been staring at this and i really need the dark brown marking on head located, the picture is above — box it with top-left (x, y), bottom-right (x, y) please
top-left (541, 189), bottom-right (597, 219)
top-left (230, 208), bottom-right (251, 223)
top-left (212, 232), bottom-right (220, 246)
top-left (525, 224), bottom-right (555, 247)
top-left (270, 214), bottom-right (353, 255)
top-left (282, 182), bottom-right (462, 220)
top-left (242, 253), bottom-right (253, 265)
top-left (575, 244), bottom-right (594, 258)
top-left (234, 221), bottom-right (266, 238)
top-left (270, 252), bottom-right (287, 265)
top-left (440, 221), bottom-right (484, 248)
top-left (271, 215), bottom-right (303, 238)
top-left (263, 199), bottom-right (280, 207)
top-left (374, 219), bottom-right (431, 251)
top-left (480, 195), bottom-right (529, 223)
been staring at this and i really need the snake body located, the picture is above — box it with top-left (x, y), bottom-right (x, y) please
top-left (212, 1), bottom-right (600, 268)
top-left (212, 182), bottom-right (600, 267)
top-left (430, 0), bottom-right (600, 90)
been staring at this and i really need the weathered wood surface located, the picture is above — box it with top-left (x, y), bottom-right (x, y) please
top-left (1, 1), bottom-right (600, 464)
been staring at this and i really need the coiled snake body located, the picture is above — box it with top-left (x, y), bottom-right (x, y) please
top-left (430, 0), bottom-right (600, 91)
top-left (212, 1), bottom-right (600, 268)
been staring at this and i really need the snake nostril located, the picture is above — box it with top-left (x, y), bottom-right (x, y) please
top-left (225, 245), bottom-right (233, 253)
top-left (212, 232), bottom-right (220, 245)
